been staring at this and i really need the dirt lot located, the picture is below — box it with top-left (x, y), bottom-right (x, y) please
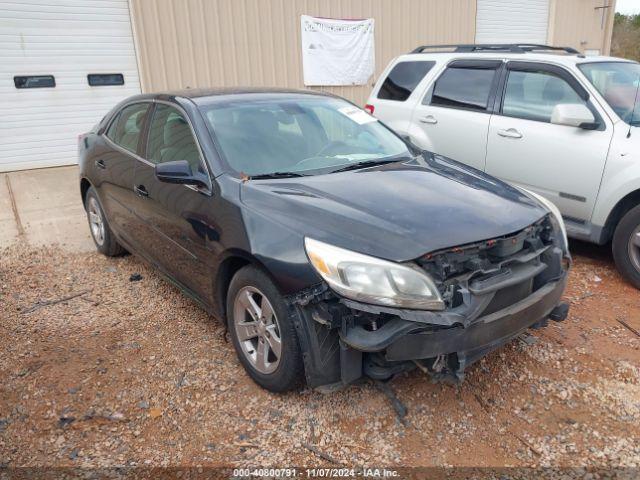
top-left (1, 241), bottom-right (639, 472)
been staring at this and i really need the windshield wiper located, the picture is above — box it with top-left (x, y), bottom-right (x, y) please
top-left (329, 158), bottom-right (403, 174)
top-left (247, 171), bottom-right (306, 180)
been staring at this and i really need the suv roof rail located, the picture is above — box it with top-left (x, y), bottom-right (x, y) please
top-left (410, 44), bottom-right (580, 55)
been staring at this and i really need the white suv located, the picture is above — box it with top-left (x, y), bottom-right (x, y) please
top-left (367, 44), bottom-right (640, 288)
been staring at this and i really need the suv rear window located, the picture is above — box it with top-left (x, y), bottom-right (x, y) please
top-left (377, 61), bottom-right (435, 101)
top-left (430, 66), bottom-right (497, 112)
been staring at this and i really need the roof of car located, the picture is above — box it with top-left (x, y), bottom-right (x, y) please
top-left (397, 51), bottom-right (635, 67)
top-left (175, 87), bottom-right (331, 98)
top-left (155, 87), bottom-right (336, 104)
top-left (111, 88), bottom-right (345, 116)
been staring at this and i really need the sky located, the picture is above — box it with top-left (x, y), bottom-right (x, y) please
top-left (616, 0), bottom-right (640, 15)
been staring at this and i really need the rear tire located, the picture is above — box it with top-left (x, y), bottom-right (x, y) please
top-left (226, 265), bottom-right (304, 392)
top-left (84, 186), bottom-right (125, 257)
top-left (612, 204), bottom-right (640, 289)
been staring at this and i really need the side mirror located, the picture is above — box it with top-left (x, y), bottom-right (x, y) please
top-left (550, 103), bottom-right (598, 129)
top-left (155, 160), bottom-right (207, 188)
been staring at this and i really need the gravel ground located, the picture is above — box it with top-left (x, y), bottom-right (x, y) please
top-left (1, 241), bottom-right (639, 472)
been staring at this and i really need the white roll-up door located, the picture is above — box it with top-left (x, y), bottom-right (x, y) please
top-left (0, 0), bottom-right (141, 172)
top-left (475, 0), bottom-right (550, 44)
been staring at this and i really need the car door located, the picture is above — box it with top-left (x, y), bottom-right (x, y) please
top-left (408, 59), bottom-right (502, 171)
top-left (485, 62), bottom-right (613, 224)
top-left (131, 101), bottom-right (215, 300)
top-left (99, 102), bottom-right (151, 245)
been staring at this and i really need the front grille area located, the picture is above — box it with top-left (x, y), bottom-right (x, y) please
top-left (481, 277), bottom-right (534, 315)
top-left (417, 215), bottom-right (564, 315)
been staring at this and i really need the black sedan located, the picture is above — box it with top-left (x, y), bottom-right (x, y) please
top-left (78, 88), bottom-right (570, 392)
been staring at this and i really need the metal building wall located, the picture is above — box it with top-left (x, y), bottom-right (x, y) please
top-left (128, 0), bottom-right (476, 105)
top-left (547, 0), bottom-right (616, 55)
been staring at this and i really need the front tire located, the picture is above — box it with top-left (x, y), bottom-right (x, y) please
top-left (84, 187), bottom-right (125, 257)
top-left (226, 266), bottom-right (304, 392)
top-left (612, 205), bottom-right (640, 289)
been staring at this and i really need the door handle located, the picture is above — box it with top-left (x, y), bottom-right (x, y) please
top-left (134, 185), bottom-right (149, 197)
top-left (497, 128), bottom-right (523, 139)
top-left (419, 115), bottom-right (438, 124)
top-left (95, 159), bottom-right (106, 169)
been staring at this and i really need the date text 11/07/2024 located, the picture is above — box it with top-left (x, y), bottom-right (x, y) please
top-left (232, 468), bottom-right (400, 478)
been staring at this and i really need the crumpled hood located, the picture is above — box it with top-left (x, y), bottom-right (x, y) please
top-left (240, 154), bottom-right (549, 262)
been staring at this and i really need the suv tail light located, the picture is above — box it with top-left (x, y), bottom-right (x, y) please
top-left (364, 104), bottom-right (375, 115)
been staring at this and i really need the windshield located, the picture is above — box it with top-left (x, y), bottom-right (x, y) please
top-left (578, 62), bottom-right (640, 126)
top-left (200, 96), bottom-right (411, 176)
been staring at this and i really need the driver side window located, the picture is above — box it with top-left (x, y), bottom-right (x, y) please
top-left (146, 104), bottom-right (203, 173)
top-left (502, 70), bottom-right (586, 123)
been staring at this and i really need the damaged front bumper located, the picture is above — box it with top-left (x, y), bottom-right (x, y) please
top-left (341, 273), bottom-right (568, 382)
top-left (288, 216), bottom-right (571, 388)
top-left (290, 272), bottom-right (568, 388)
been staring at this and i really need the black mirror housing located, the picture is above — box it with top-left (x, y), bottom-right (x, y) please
top-left (578, 121), bottom-right (601, 131)
top-left (155, 160), bottom-right (207, 188)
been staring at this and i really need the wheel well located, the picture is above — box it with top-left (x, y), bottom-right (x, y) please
top-left (215, 254), bottom-right (285, 324)
top-left (80, 178), bottom-right (91, 208)
top-left (603, 189), bottom-right (640, 243)
top-left (216, 256), bottom-right (252, 324)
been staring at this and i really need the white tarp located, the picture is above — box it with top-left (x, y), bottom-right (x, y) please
top-left (300, 15), bottom-right (375, 86)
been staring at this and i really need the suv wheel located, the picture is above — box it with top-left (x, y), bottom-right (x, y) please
top-left (85, 187), bottom-right (125, 257)
top-left (612, 205), bottom-right (640, 289)
top-left (226, 265), bottom-right (304, 392)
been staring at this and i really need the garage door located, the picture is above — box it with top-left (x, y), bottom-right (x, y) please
top-left (475, 0), bottom-right (550, 44)
top-left (0, 0), bottom-right (141, 172)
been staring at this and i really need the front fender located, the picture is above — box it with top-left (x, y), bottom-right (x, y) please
top-left (592, 129), bottom-right (640, 229)
top-left (241, 205), bottom-right (321, 295)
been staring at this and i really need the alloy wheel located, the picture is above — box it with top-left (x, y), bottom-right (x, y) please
top-left (233, 286), bottom-right (282, 374)
top-left (87, 197), bottom-right (105, 246)
top-left (628, 225), bottom-right (640, 273)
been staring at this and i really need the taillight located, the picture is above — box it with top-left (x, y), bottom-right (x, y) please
top-left (364, 104), bottom-right (375, 115)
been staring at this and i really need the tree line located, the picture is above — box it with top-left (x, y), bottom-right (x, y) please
top-left (612, 13), bottom-right (640, 61)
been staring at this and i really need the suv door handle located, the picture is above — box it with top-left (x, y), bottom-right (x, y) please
top-left (419, 115), bottom-right (438, 124)
top-left (497, 128), bottom-right (523, 139)
top-left (95, 159), bottom-right (106, 169)
top-left (134, 185), bottom-right (149, 197)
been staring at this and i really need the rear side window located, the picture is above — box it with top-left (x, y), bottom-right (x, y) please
top-left (377, 61), bottom-right (435, 101)
top-left (430, 67), bottom-right (497, 111)
top-left (105, 103), bottom-right (149, 153)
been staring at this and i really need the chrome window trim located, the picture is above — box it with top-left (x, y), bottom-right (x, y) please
top-left (103, 135), bottom-right (154, 167)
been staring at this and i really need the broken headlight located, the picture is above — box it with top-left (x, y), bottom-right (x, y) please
top-left (305, 237), bottom-right (444, 310)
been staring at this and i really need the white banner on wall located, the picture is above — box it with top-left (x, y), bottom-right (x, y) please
top-left (300, 15), bottom-right (375, 86)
